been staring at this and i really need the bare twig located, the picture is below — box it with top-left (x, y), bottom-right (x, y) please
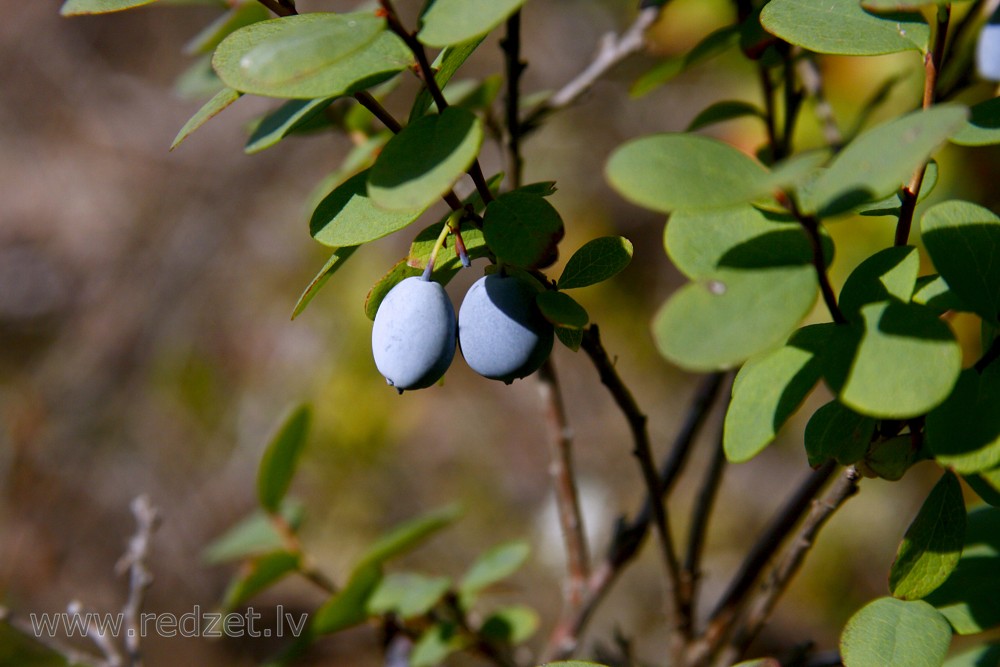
top-left (536, 358), bottom-right (592, 611)
top-left (67, 600), bottom-right (122, 667)
top-left (116, 495), bottom-right (159, 667)
top-left (714, 467), bottom-right (861, 666)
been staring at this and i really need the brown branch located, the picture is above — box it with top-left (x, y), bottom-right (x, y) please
top-left (536, 358), bottom-right (592, 615)
top-left (501, 12), bottom-right (526, 189)
top-left (784, 198), bottom-right (846, 325)
top-left (254, 0), bottom-right (295, 17)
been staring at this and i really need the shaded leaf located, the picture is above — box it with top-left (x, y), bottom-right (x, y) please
top-left (185, 3), bottom-right (271, 56)
top-left (257, 404), bottom-right (311, 513)
top-left (943, 643), bottom-right (1000, 667)
top-left (631, 26), bottom-right (739, 97)
top-left (171, 87), bottom-right (242, 150)
top-left (555, 327), bottom-right (584, 352)
top-left (558, 237), bottom-right (633, 290)
top-left (369, 107), bottom-right (484, 211)
top-left (857, 160), bottom-right (938, 217)
top-left (890, 471), bottom-right (967, 600)
top-left (864, 435), bottom-right (918, 481)
top-left (838, 246), bottom-right (920, 320)
top-left (951, 97), bottom-right (1000, 146)
top-left (222, 550), bottom-right (301, 611)
top-left (479, 605), bottom-right (539, 644)
top-left (687, 100), bottom-right (765, 132)
top-left (291, 246), bottom-right (358, 320)
top-left (246, 97), bottom-right (337, 154)
top-left (483, 192), bottom-right (564, 269)
top-left (926, 366), bottom-right (1000, 474)
top-left (418, 0), bottom-right (527, 48)
top-left (724, 325), bottom-right (832, 462)
top-left (652, 266), bottom-right (818, 372)
top-left (537, 292), bottom-right (588, 329)
top-left (840, 597), bottom-right (952, 667)
top-left (804, 400), bottom-right (876, 467)
top-left (912, 274), bottom-right (967, 315)
top-left (964, 467), bottom-right (1000, 507)
top-left (311, 170), bottom-right (426, 247)
top-left (409, 38), bottom-right (486, 121)
top-left (366, 573), bottom-right (451, 619)
top-left (311, 562), bottom-right (381, 635)
top-left (213, 13), bottom-right (412, 99)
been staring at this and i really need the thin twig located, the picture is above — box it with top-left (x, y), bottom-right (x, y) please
top-left (270, 513), bottom-right (339, 594)
top-left (784, 198), bottom-right (846, 324)
top-left (714, 467), bottom-right (861, 667)
top-left (67, 600), bottom-right (121, 667)
top-left (536, 358), bottom-right (592, 613)
top-left (895, 5), bottom-right (950, 247)
top-left (501, 12), bottom-right (526, 189)
top-left (116, 495), bottom-right (159, 667)
top-left (0, 606), bottom-right (107, 667)
top-left (254, 0), bottom-right (294, 17)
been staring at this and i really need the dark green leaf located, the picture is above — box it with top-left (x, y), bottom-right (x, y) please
top-left (311, 562), bottom-right (381, 635)
top-left (410, 622), bottom-right (465, 667)
top-left (943, 643), bottom-right (1000, 667)
top-left (171, 87), bottom-right (242, 151)
top-left (537, 292), bottom-right (588, 329)
top-left (246, 97), bottom-right (337, 154)
top-left (857, 160), bottom-right (938, 217)
top-left (368, 107), bottom-right (484, 211)
top-left (926, 506), bottom-right (1000, 634)
top-left (912, 274), bottom-right (967, 314)
top-left (840, 597), bottom-right (952, 667)
top-left (357, 505), bottom-right (462, 569)
top-left (964, 467), bottom-right (1000, 507)
top-left (838, 246), bottom-right (920, 320)
top-left (483, 192), bottom-right (564, 269)
top-left (724, 325), bottom-right (831, 462)
top-left (311, 170), bottom-right (426, 247)
top-left (203, 500), bottom-right (304, 564)
top-left (652, 266), bottom-right (818, 372)
top-left (366, 573), bottom-right (451, 619)
top-left (606, 134), bottom-right (769, 213)
top-left (761, 0), bottom-right (929, 55)
top-left (804, 400), bottom-right (876, 467)
top-left (479, 605), bottom-right (539, 644)
top-left (221, 550), bottom-right (301, 610)
top-left (864, 435), bottom-right (918, 481)
top-left (418, 0), bottom-right (527, 48)
top-left (555, 327), bottom-right (584, 352)
top-left (558, 237), bottom-right (633, 290)
top-left (61, 0), bottom-right (159, 14)
top-left (801, 106), bottom-right (968, 216)
top-left (921, 200), bottom-right (1000, 325)
top-left (291, 246), bottom-right (359, 320)
top-left (890, 471), bottom-right (967, 600)
top-left (951, 97), bottom-right (1000, 146)
top-left (213, 13), bottom-right (412, 99)
top-left (687, 100), bottom-right (765, 132)
top-left (459, 541), bottom-right (530, 607)
top-left (409, 38), bottom-right (486, 121)
top-left (257, 404), bottom-right (311, 513)
top-left (926, 366), bottom-right (1000, 474)
top-left (733, 661), bottom-right (781, 667)
top-left (823, 301), bottom-right (962, 418)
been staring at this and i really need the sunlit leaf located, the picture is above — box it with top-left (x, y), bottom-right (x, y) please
top-left (246, 97), bottom-right (337, 154)
top-left (840, 597), bottom-right (952, 666)
top-left (418, 0), bottom-right (528, 48)
top-left (558, 237), bottom-right (633, 290)
top-left (61, 0), bottom-right (159, 15)
top-left (838, 246), bottom-right (920, 320)
top-left (221, 550), bottom-right (301, 610)
top-left (311, 170), bottom-right (427, 247)
top-left (291, 246), bottom-right (358, 320)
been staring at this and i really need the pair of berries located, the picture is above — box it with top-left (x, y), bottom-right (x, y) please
top-left (371, 273), bottom-right (554, 392)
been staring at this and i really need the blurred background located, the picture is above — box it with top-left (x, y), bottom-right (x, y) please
top-left (1, 1), bottom-right (997, 665)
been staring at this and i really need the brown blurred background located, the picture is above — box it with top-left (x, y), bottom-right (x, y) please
top-left (1, 1), bottom-right (996, 665)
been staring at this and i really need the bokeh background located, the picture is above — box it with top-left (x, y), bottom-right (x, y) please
top-left (1, 1), bottom-right (997, 665)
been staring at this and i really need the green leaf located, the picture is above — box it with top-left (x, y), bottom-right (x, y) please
top-left (557, 237), bottom-right (633, 290)
top-left (943, 643), bottom-right (1000, 667)
top-left (61, 0), bottom-right (159, 14)
top-left (291, 246), bottom-right (358, 320)
top-left (357, 505), bottom-right (462, 569)
top-left (857, 160), bottom-right (938, 217)
top-left (459, 541), bottom-right (530, 607)
top-left (171, 87), bottom-right (242, 151)
top-left (951, 97), bottom-right (1000, 146)
top-left (890, 471), bottom-right (967, 600)
top-left (202, 500), bottom-right (304, 564)
top-left (368, 107), bottom-right (484, 211)
top-left (804, 400), bottom-right (876, 467)
top-left (606, 134), bottom-right (769, 213)
top-left (840, 597), bottom-right (952, 667)
top-left (723, 324), bottom-right (831, 462)
top-left (409, 38), bottom-right (486, 122)
top-left (482, 192), bottom-right (564, 269)
top-left (733, 661), bottom-right (781, 667)
top-left (245, 97), bottom-right (337, 154)
top-left (863, 0), bottom-right (974, 10)
top-left (310, 170), bottom-right (426, 247)
top-left (479, 605), bottom-right (539, 644)
top-left (760, 0), bottom-right (930, 55)
top-left (665, 205), bottom-right (829, 280)
top-left (366, 573), bottom-right (451, 619)
top-left (864, 435), bottom-right (918, 482)
top-left (213, 13), bottom-right (412, 99)
top-left (221, 550), bottom-right (301, 610)
top-left (185, 3), bottom-right (271, 56)
top-left (687, 100), bottom-right (765, 132)
top-left (926, 506), bottom-right (1000, 634)
top-left (555, 327), bottom-right (584, 352)
top-left (912, 275), bottom-right (966, 314)
top-left (800, 106), bottom-right (968, 216)
top-left (964, 467), bottom-right (1000, 507)
top-left (257, 404), bottom-right (311, 513)
top-left (926, 367), bottom-right (1000, 474)
top-left (537, 292), bottom-right (588, 329)
top-left (838, 246), bottom-right (920, 320)
top-left (823, 301), bottom-right (961, 419)
top-left (630, 25), bottom-right (739, 97)
top-left (418, 0), bottom-right (527, 48)
top-left (921, 200), bottom-right (1000, 325)
top-left (652, 266), bottom-right (818, 372)
top-left (411, 622), bottom-right (466, 667)
top-left (311, 562), bottom-right (382, 635)
top-left (365, 260), bottom-right (423, 321)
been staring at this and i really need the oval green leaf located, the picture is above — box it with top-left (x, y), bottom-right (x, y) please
top-left (724, 324), bottom-right (832, 463)
top-left (246, 96), bottom-right (337, 154)
top-left (311, 169), bottom-right (427, 247)
top-left (840, 597), bottom-right (952, 667)
top-left (889, 471), bottom-right (967, 600)
top-left (365, 260), bottom-right (422, 321)
top-left (537, 291), bottom-right (588, 329)
top-left (366, 573), bottom-right (452, 619)
top-left (926, 367), bottom-right (1000, 474)
top-left (606, 134), bottom-right (768, 213)
top-left (761, 0), bottom-right (929, 55)
top-left (357, 504), bottom-right (462, 568)
top-left (558, 236), bottom-right (634, 290)
top-left (805, 400), bottom-right (876, 468)
top-left (480, 605), bottom-right (539, 644)
top-left (652, 266), bottom-right (818, 372)
top-left (61, 0), bottom-right (158, 14)
top-left (312, 562), bottom-right (381, 635)
top-left (257, 404), bottom-right (311, 513)
top-left (459, 541), bottom-right (531, 606)
top-left (369, 107), bottom-right (484, 211)
top-left (921, 200), bottom-right (1000, 325)
top-left (418, 0), bottom-right (528, 48)
top-left (823, 301), bottom-right (961, 419)
top-left (863, 0), bottom-right (974, 10)
top-left (221, 550), bottom-right (301, 611)
top-left (483, 191), bottom-right (564, 269)
top-left (213, 13), bottom-right (412, 99)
